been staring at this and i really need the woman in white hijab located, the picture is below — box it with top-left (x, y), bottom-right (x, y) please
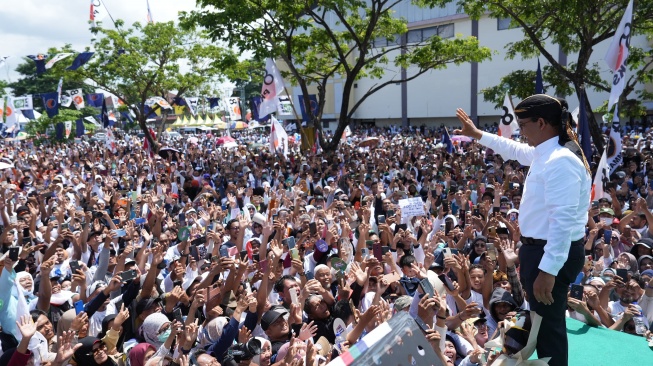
top-left (198, 316), bottom-right (229, 348)
top-left (251, 337), bottom-right (272, 366)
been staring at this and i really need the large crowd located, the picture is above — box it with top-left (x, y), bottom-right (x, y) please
top-left (0, 121), bottom-right (650, 366)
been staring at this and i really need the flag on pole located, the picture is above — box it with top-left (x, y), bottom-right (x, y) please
top-left (45, 53), bottom-right (74, 69)
top-left (298, 94), bottom-right (318, 122)
top-left (55, 122), bottom-right (64, 140)
top-left (343, 125), bottom-right (352, 138)
top-left (270, 115), bottom-right (289, 156)
top-left (27, 54), bottom-right (47, 75)
top-left (56, 78), bottom-right (64, 103)
top-left (68, 89), bottom-right (85, 109)
top-left (185, 97), bottom-right (199, 115)
top-left (90, 0), bottom-right (107, 26)
top-left (146, 0), bottom-right (154, 23)
top-left (605, 0), bottom-right (633, 111)
top-left (86, 93), bottom-right (104, 107)
top-left (259, 58), bottom-right (285, 117)
top-left (228, 97), bottom-right (242, 120)
top-left (105, 129), bottom-right (117, 153)
top-left (60, 92), bottom-right (73, 108)
top-left (102, 98), bottom-right (110, 127)
top-left (12, 95), bottom-right (33, 110)
top-left (67, 52), bottom-right (95, 70)
top-left (4, 98), bottom-right (19, 133)
top-left (607, 109), bottom-right (623, 174)
top-left (76, 118), bottom-right (85, 137)
top-left (64, 121), bottom-right (72, 138)
top-left (208, 97), bottom-right (221, 109)
top-left (591, 147), bottom-right (610, 201)
top-left (577, 91), bottom-right (593, 163)
top-left (143, 128), bottom-right (156, 158)
top-left (535, 59), bottom-right (544, 94)
top-left (498, 93), bottom-right (519, 138)
top-left (21, 110), bottom-right (36, 120)
top-left (442, 127), bottom-right (454, 154)
top-left (41, 92), bottom-right (60, 118)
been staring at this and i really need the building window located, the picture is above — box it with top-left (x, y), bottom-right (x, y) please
top-left (322, 121), bottom-right (330, 128)
top-left (437, 24), bottom-right (454, 38)
top-left (407, 29), bottom-right (422, 43)
top-left (498, 17), bottom-right (519, 30)
top-left (405, 23), bottom-right (455, 44)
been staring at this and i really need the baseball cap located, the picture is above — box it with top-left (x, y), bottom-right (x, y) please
top-left (261, 307), bottom-right (288, 331)
top-left (599, 208), bottom-right (615, 216)
top-left (393, 295), bottom-right (412, 311)
top-left (135, 297), bottom-right (163, 315)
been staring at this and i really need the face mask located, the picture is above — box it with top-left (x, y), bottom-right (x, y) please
top-left (601, 217), bottom-right (614, 226)
top-left (157, 328), bottom-right (171, 342)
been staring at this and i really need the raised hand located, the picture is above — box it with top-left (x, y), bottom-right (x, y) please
top-left (16, 314), bottom-right (37, 339)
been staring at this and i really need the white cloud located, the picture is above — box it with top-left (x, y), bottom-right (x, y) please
top-left (0, 0), bottom-right (197, 82)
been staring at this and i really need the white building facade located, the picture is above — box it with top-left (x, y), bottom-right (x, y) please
top-left (288, 1), bottom-right (650, 131)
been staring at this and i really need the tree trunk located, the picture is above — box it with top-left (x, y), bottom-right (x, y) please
top-left (324, 117), bottom-right (349, 152)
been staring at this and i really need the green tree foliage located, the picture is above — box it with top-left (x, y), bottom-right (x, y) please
top-left (25, 108), bottom-right (96, 140)
top-left (423, 0), bottom-right (653, 152)
top-left (181, 0), bottom-right (492, 151)
top-left (59, 20), bottom-right (242, 151)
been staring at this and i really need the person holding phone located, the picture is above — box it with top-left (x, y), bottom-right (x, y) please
top-left (455, 95), bottom-right (591, 366)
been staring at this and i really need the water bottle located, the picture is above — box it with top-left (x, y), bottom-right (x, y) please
top-left (632, 302), bottom-right (647, 335)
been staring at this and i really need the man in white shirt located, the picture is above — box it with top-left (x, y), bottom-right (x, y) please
top-left (454, 94), bottom-right (591, 366)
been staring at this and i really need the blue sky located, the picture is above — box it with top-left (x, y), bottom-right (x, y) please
top-left (0, 0), bottom-right (197, 83)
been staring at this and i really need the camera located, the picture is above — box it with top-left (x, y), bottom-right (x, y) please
top-left (222, 339), bottom-right (261, 366)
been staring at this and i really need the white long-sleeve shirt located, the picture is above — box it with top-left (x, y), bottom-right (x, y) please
top-left (478, 133), bottom-right (591, 276)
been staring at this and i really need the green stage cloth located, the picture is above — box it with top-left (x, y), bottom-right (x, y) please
top-left (531, 317), bottom-right (652, 365)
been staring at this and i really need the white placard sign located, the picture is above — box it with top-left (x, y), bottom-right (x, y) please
top-left (398, 197), bottom-right (425, 222)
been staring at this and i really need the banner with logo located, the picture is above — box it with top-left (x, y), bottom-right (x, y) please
top-left (12, 95), bottom-right (33, 110)
top-left (227, 97), bottom-right (242, 120)
top-left (68, 89), bottom-right (85, 109)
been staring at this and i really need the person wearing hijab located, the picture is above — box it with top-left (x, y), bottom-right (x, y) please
top-left (251, 337), bottom-right (272, 366)
top-left (140, 313), bottom-right (172, 350)
top-left (128, 343), bottom-right (156, 366)
top-left (0, 267), bottom-right (44, 341)
top-left (198, 316), bottom-right (228, 348)
top-left (71, 337), bottom-right (120, 366)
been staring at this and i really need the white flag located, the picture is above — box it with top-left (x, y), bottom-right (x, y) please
top-left (60, 91), bottom-right (73, 107)
top-left (185, 97), bottom-right (199, 115)
top-left (4, 97), bottom-right (19, 133)
top-left (56, 78), bottom-right (64, 103)
top-left (12, 95), bottom-right (33, 110)
top-left (592, 147), bottom-right (610, 201)
top-left (498, 93), bottom-right (519, 138)
top-left (90, 0), bottom-right (108, 26)
top-left (605, 0), bottom-right (633, 111)
top-left (259, 58), bottom-right (286, 117)
top-left (64, 121), bottom-right (72, 138)
top-left (45, 53), bottom-right (74, 69)
top-left (227, 97), bottom-right (242, 120)
top-left (607, 113), bottom-right (623, 174)
top-left (270, 116), bottom-right (289, 156)
top-left (68, 89), bottom-right (85, 109)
